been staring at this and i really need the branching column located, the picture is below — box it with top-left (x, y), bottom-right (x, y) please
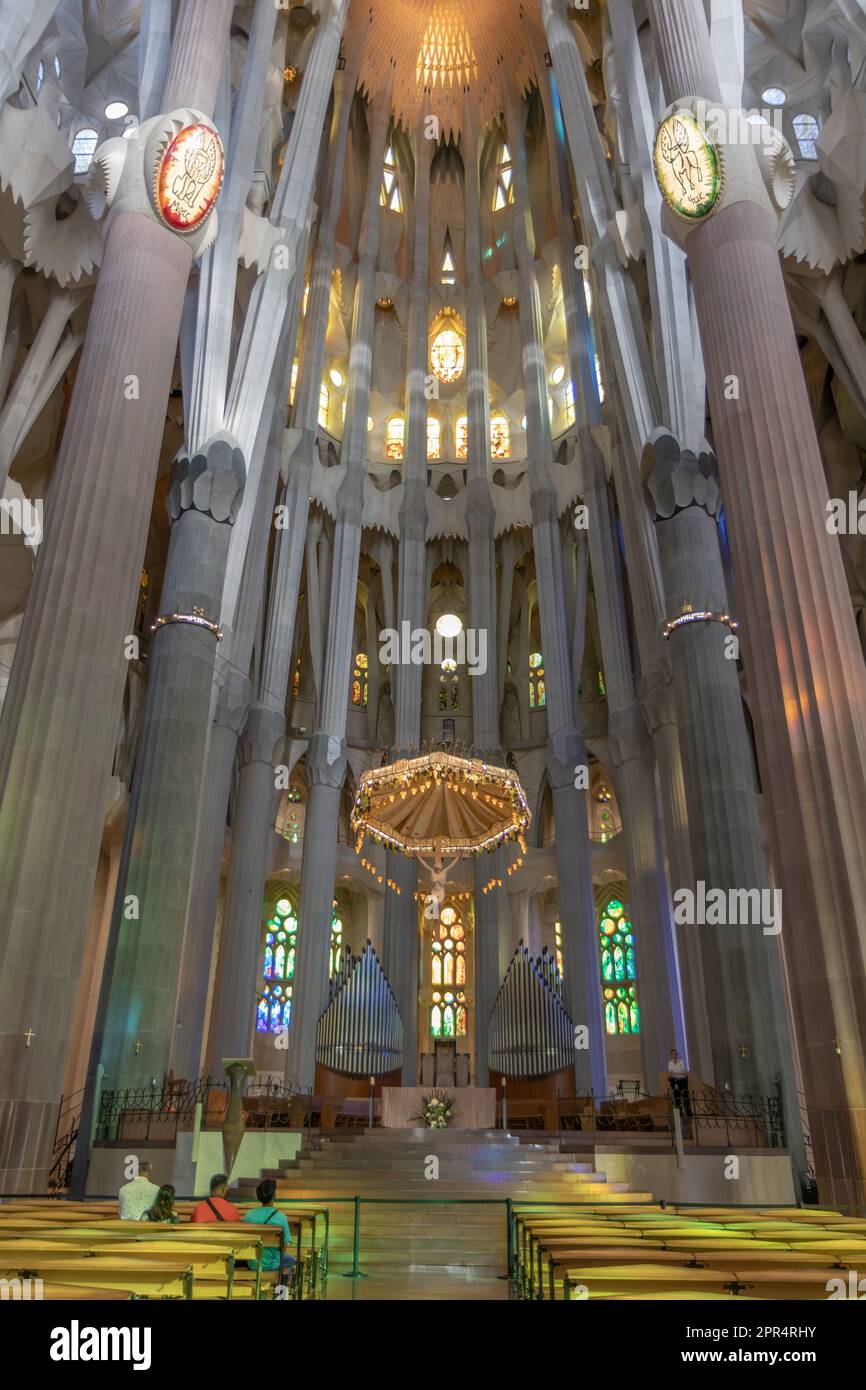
top-left (207, 69), bottom-right (356, 1068)
top-left (284, 88), bottom-right (393, 1089)
top-left (464, 98), bottom-right (509, 1084)
top-left (384, 111), bottom-right (434, 1079)
top-left (504, 87), bottom-right (606, 1094)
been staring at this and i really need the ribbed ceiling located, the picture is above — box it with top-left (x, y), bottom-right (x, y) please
top-left (345, 0), bottom-right (544, 138)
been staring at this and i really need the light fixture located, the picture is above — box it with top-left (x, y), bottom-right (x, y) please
top-left (550, 365), bottom-right (566, 386)
top-left (329, 366), bottom-right (345, 388)
top-left (501, 294), bottom-right (518, 308)
top-left (441, 657), bottom-right (457, 674)
top-left (436, 613), bottom-right (463, 639)
top-left (376, 297), bottom-right (394, 311)
top-left (104, 100), bottom-right (129, 120)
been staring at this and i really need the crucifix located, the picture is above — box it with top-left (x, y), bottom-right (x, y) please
top-left (134, 1041), bottom-right (143, 1055)
top-left (24, 1028), bottom-right (35, 1047)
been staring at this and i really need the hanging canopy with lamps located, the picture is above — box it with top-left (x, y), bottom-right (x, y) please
top-left (351, 751), bottom-right (531, 865)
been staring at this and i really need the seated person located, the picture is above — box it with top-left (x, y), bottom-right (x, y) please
top-left (191, 1172), bottom-right (242, 1223)
top-left (243, 1178), bottom-right (297, 1277)
top-left (118, 1160), bottom-right (160, 1220)
top-left (146, 1184), bottom-right (180, 1224)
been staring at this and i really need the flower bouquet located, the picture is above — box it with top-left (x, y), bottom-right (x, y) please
top-left (415, 1091), bottom-right (455, 1129)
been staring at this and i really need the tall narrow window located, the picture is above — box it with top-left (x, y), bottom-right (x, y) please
top-left (72, 127), bottom-right (99, 174)
top-left (430, 909), bottom-right (467, 1036)
top-left (352, 653), bottom-right (368, 708)
top-left (455, 416), bottom-right (469, 461)
top-left (529, 651), bottom-right (546, 709)
top-left (256, 898), bottom-right (298, 1033)
top-left (427, 417), bottom-right (441, 460)
top-left (792, 113), bottom-right (820, 160)
top-left (599, 896), bottom-right (640, 1035)
top-left (386, 415), bottom-right (405, 460)
top-left (493, 142), bottom-right (514, 211)
top-left (289, 358), bottom-right (299, 406)
top-left (554, 919), bottom-right (564, 976)
top-left (490, 414), bottom-right (510, 459)
top-left (441, 247), bottom-right (457, 285)
top-left (380, 144), bottom-right (403, 212)
top-left (594, 354), bottom-right (605, 404)
top-left (318, 383), bottom-right (329, 429)
top-left (565, 380), bottom-right (576, 428)
top-left (329, 912), bottom-right (344, 977)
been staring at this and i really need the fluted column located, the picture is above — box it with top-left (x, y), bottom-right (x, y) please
top-left (284, 87), bottom-right (393, 1088)
top-left (207, 66), bottom-right (356, 1068)
top-left (0, 0), bottom-right (233, 1194)
top-left (648, 0), bottom-right (866, 1212)
top-left (540, 68), bottom-right (683, 1086)
top-left (385, 110), bottom-right (434, 1080)
top-left (504, 86), bottom-right (606, 1095)
top-left (463, 96), bottom-right (509, 1084)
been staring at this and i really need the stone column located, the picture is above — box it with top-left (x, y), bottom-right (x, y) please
top-left (284, 87), bottom-right (393, 1089)
top-left (99, 434), bottom-right (245, 1089)
top-left (648, 0), bottom-right (866, 1212)
top-left (206, 67), bottom-right (356, 1067)
top-left (463, 96), bottom-right (509, 1084)
top-left (384, 109), bottom-right (434, 1081)
top-left (540, 68), bottom-right (683, 1086)
top-left (504, 85), bottom-right (606, 1096)
top-left (0, 0), bottom-right (233, 1194)
top-left (645, 436), bottom-right (802, 1136)
top-left (539, 6), bottom-right (714, 1080)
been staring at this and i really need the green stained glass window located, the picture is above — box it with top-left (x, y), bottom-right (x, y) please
top-left (598, 895), bottom-right (639, 1035)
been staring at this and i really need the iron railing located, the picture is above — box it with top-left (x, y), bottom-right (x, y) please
top-left (94, 1075), bottom-right (317, 1143)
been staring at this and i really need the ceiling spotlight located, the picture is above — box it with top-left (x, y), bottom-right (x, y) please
top-left (329, 366), bottom-right (345, 388)
top-left (436, 613), bottom-right (463, 639)
top-left (104, 100), bottom-right (129, 120)
top-left (550, 365), bottom-right (566, 386)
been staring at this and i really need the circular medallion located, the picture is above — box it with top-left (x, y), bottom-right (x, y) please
top-left (653, 110), bottom-right (721, 220)
top-left (156, 123), bottom-right (224, 232)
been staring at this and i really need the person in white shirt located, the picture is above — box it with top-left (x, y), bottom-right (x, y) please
top-left (667, 1049), bottom-right (690, 1117)
top-left (118, 1161), bottom-right (160, 1220)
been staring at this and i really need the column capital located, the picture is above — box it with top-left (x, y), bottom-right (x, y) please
top-left (239, 703), bottom-right (285, 769)
top-left (167, 432), bottom-right (245, 524)
top-left (652, 98), bottom-right (796, 253)
top-left (643, 430), bottom-right (720, 522)
top-left (305, 731), bottom-right (348, 791)
top-left (608, 703), bottom-right (654, 770)
top-left (213, 667), bottom-right (252, 734)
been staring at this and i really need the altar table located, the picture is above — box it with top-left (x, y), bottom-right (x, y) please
top-left (380, 1086), bottom-right (497, 1129)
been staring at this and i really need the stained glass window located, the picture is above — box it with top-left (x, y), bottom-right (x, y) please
top-left (352, 653), bottom-right (368, 708)
top-left (292, 659), bottom-right (301, 700)
top-left (490, 414), bottom-right (510, 459)
top-left (440, 246), bottom-right (457, 286)
top-left (430, 911), bottom-right (467, 1036)
top-left (455, 416), bottom-right (469, 460)
top-left (529, 651), bottom-right (546, 709)
top-left (289, 358), bottom-right (299, 406)
top-left (599, 896), bottom-right (640, 1035)
top-left (256, 897), bottom-right (298, 1033)
top-left (431, 328), bottom-right (465, 384)
top-left (330, 914), bottom-right (344, 977)
top-left (555, 919), bottom-right (564, 976)
top-left (565, 380), bottom-right (576, 428)
top-left (386, 416), bottom-right (405, 460)
top-left (380, 144), bottom-right (403, 212)
top-left (427, 417), bottom-right (441, 460)
top-left (493, 142), bottom-right (514, 212)
top-left (318, 383), bottom-right (329, 429)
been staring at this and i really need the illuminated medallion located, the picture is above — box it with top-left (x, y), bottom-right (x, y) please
top-left (156, 123), bottom-right (224, 233)
top-left (653, 110), bottom-right (721, 220)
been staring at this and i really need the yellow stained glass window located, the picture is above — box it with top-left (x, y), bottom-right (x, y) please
top-left (427, 417), bottom-right (441, 460)
top-left (352, 652), bottom-right (368, 708)
top-left (490, 413), bottom-right (510, 459)
top-left (456, 415), bottom-right (469, 460)
top-left (431, 327), bottom-right (465, 384)
top-left (386, 416), bottom-right (405, 460)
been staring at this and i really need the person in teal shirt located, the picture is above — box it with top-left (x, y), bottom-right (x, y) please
top-left (244, 1179), bottom-right (297, 1277)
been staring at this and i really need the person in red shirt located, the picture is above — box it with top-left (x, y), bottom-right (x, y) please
top-left (191, 1172), bottom-right (242, 1223)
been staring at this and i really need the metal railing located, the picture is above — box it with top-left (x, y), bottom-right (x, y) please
top-left (93, 1075), bottom-right (319, 1144)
